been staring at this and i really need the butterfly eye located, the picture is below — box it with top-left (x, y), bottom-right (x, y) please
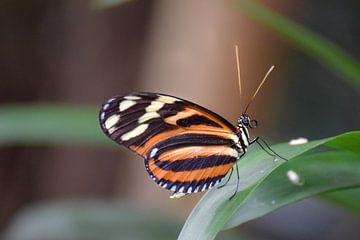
top-left (249, 119), bottom-right (258, 128)
top-left (238, 115), bottom-right (247, 125)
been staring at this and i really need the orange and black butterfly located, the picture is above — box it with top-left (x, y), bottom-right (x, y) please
top-left (99, 92), bottom-right (265, 196)
top-left (99, 47), bottom-right (285, 198)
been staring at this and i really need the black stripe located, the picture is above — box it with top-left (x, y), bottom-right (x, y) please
top-left (147, 133), bottom-right (235, 159)
top-left (143, 92), bottom-right (237, 132)
top-left (157, 102), bottom-right (185, 118)
top-left (176, 114), bottom-right (222, 128)
top-left (154, 154), bottom-right (237, 172)
top-left (135, 92), bottom-right (164, 101)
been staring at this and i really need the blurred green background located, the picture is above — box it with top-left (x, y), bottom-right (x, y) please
top-left (0, 0), bottom-right (359, 239)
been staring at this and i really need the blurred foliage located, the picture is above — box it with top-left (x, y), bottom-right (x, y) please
top-left (0, 104), bottom-right (107, 146)
top-left (179, 132), bottom-right (360, 240)
top-left (234, 0), bottom-right (360, 90)
top-left (92, 0), bottom-right (132, 9)
top-left (3, 201), bottom-right (181, 240)
top-left (2, 200), bottom-right (256, 240)
top-left (322, 188), bottom-right (360, 213)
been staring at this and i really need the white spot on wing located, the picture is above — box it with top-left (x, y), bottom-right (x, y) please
top-left (107, 98), bottom-right (116, 103)
top-left (157, 95), bottom-right (178, 104)
top-left (146, 101), bottom-right (164, 112)
top-left (120, 124), bottom-right (149, 141)
top-left (171, 185), bottom-right (177, 191)
top-left (100, 112), bottom-right (105, 120)
top-left (103, 103), bottom-right (110, 110)
top-left (289, 138), bottom-right (308, 145)
top-left (179, 186), bottom-right (185, 193)
top-left (138, 112), bottom-right (160, 123)
top-left (187, 187), bottom-right (193, 193)
top-left (119, 100), bottom-right (136, 112)
top-left (149, 148), bottom-right (158, 158)
top-left (124, 95), bottom-right (141, 100)
top-left (104, 114), bottom-right (120, 129)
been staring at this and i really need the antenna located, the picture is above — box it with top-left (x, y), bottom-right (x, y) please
top-left (243, 65), bottom-right (275, 114)
top-left (235, 45), bottom-right (242, 101)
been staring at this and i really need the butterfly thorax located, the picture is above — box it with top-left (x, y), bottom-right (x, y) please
top-left (236, 114), bottom-right (258, 153)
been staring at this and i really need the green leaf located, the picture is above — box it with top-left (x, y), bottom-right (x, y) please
top-left (178, 131), bottom-right (360, 240)
top-left (322, 188), bottom-right (360, 213)
top-left (234, 0), bottom-right (360, 90)
top-left (0, 104), bottom-right (108, 146)
top-left (225, 151), bottom-right (360, 229)
top-left (326, 132), bottom-right (360, 154)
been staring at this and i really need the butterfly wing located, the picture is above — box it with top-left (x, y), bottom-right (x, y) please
top-left (99, 92), bottom-right (240, 193)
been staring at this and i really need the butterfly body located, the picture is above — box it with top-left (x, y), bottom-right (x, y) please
top-left (99, 92), bottom-right (255, 194)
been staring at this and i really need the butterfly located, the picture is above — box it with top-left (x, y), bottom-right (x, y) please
top-left (99, 47), bottom-right (285, 198)
top-left (98, 91), bottom-right (283, 198)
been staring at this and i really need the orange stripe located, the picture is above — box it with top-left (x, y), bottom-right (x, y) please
top-left (130, 128), bottom-right (234, 157)
top-left (148, 158), bottom-right (233, 182)
top-left (164, 107), bottom-right (232, 131)
top-left (158, 146), bottom-right (237, 161)
top-left (164, 108), bottom-right (199, 125)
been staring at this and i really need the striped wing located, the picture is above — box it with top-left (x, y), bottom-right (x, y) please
top-left (99, 92), bottom-right (241, 193)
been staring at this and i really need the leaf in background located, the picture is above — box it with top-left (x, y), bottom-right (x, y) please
top-left (91, 0), bottom-right (132, 9)
top-left (322, 188), bottom-right (360, 213)
top-left (234, 0), bottom-right (360, 90)
top-left (178, 131), bottom-right (360, 240)
top-left (3, 200), bottom-right (181, 240)
top-left (2, 200), bottom-right (257, 240)
top-left (0, 104), bottom-right (109, 146)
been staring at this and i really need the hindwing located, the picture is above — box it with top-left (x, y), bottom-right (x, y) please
top-left (99, 92), bottom-right (241, 193)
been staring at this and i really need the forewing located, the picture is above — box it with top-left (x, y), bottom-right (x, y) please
top-left (99, 92), bottom-right (240, 193)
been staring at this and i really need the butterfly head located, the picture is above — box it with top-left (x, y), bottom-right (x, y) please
top-left (238, 114), bottom-right (258, 129)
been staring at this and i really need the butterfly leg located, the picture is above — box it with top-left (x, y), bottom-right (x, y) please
top-left (218, 149), bottom-right (245, 191)
top-left (227, 151), bottom-right (245, 200)
top-left (229, 162), bottom-right (240, 200)
top-left (217, 168), bottom-right (233, 189)
top-left (251, 137), bottom-right (287, 161)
